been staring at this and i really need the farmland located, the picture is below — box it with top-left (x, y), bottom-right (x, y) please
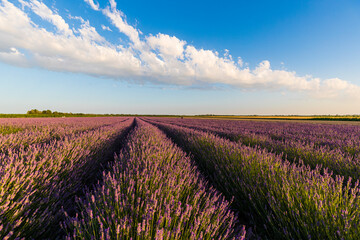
top-left (1, 117), bottom-right (360, 239)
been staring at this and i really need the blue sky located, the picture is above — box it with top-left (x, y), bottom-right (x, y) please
top-left (0, 0), bottom-right (359, 115)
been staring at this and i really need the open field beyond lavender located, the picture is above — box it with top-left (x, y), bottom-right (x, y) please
top-left (1, 117), bottom-right (360, 239)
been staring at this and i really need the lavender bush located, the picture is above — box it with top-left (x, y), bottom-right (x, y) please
top-left (147, 117), bottom-right (360, 182)
top-left (0, 117), bottom-right (133, 239)
top-left (149, 119), bottom-right (360, 239)
top-left (3, 115), bottom-right (359, 239)
top-left (63, 119), bottom-right (245, 239)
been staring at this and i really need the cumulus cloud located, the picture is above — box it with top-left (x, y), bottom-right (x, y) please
top-left (0, 0), bottom-right (142, 77)
top-left (146, 34), bottom-right (186, 59)
top-left (0, 47), bottom-right (28, 67)
top-left (0, 0), bottom-right (359, 99)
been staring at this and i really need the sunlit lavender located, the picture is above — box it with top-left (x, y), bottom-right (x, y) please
top-left (2, 116), bottom-right (360, 239)
top-left (146, 117), bottom-right (360, 239)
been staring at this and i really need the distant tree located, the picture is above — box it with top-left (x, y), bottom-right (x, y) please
top-left (27, 109), bottom-right (41, 114)
top-left (42, 110), bottom-right (52, 114)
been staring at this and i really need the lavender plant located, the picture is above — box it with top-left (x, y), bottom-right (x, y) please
top-left (147, 117), bottom-right (360, 182)
top-left (150, 120), bottom-right (360, 239)
top-left (0, 117), bottom-right (133, 239)
top-left (63, 119), bottom-right (245, 239)
top-left (0, 117), bottom-right (131, 155)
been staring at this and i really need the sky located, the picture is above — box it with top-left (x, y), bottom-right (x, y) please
top-left (0, 0), bottom-right (360, 115)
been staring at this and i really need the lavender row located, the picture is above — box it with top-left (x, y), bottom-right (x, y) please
top-left (0, 118), bottom-right (133, 239)
top-left (149, 120), bottom-right (360, 239)
top-left (0, 117), bottom-right (126, 136)
top-left (63, 119), bottom-right (245, 239)
top-left (147, 117), bottom-right (360, 181)
top-left (148, 117), bottom-right (360, 156)
top-left (0, 117), bottom-right (130, 155)
top-left (0, 117), bottom-right (128, 128)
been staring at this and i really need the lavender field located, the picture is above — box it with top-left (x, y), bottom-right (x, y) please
top-left (1, 117), bottom-right (360, 239)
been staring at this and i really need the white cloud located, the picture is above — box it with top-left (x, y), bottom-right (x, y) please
top-left (146, 33), bottom-right (186, 59)
top-left (101, 24), bottom-right (112, 31)
top-left (0, 47), bottom-right (28, 67)
top-left (0, 0), bottom-right (142, 77)
top-left (237, 57), bottom-right (243, 67)
top-left (109, 0), bottom-right (117, 11)
top-left (102, 6), bottom-right (142, 49)
top-left (84, 0), bottom-right (99, 11)
top-left (313, 78), bottom-right (360, 99)
top-left (78, 20), bottom-right (106, 43)
top-left (19, 0), bottom-right (72, 36)
top-left (0, 0), bottom-right (359, 99)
